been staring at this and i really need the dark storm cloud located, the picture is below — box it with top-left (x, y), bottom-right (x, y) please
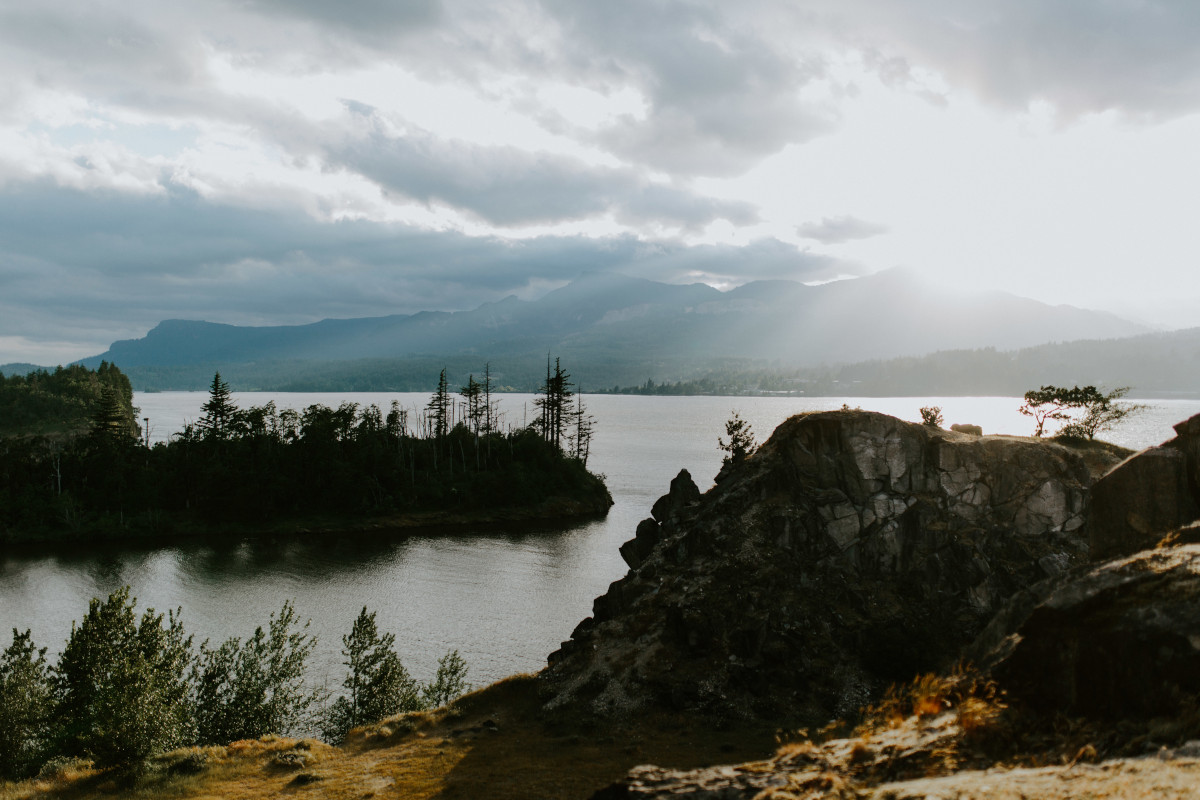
top-left (797, 216), bottom-right (889, 244)
top-left (0, 182), bottom-right (847, 355)
top-left (325, 115), bottom-right (758, 228)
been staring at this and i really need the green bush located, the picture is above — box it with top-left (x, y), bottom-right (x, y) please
top-left (52, 587), bottom-right (194, 768)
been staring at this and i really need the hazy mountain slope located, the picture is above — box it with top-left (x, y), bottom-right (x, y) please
top-left (79, 270), bottom-right (1146, 377)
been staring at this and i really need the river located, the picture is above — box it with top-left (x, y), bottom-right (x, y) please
top-left (2, 393), bottom-right (1197, 692)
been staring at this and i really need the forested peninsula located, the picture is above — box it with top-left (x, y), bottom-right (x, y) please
top-left (0, 363), bottom-right (611, 545)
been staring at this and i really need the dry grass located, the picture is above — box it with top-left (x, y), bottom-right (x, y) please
top-left (5, 674), bottom-right (777, 800)
top-left (855, 666), bottom-right (1006, 738)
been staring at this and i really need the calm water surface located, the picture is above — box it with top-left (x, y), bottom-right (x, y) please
top-left (2, 394), bottom-right (1197, 689)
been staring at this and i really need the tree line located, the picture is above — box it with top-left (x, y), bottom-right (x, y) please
top-left (0, 588), bottom-right (469, 780)
top-left (0, 361), bottom-right (608, 542)
top-left (0, 362), bottom-right (137, 438)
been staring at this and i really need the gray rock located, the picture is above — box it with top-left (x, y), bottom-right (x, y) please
top-left (544, 410), bottom-right (1111, 721)
top-left (951, 423), bottom-right (983, 436)
top-left (980, 543), bottom-right (1200, 719)
top-left (1088, 412), bottom-right (1200, 561)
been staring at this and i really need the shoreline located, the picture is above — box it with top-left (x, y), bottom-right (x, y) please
top-left (0, 493), bottom-right (613, 552)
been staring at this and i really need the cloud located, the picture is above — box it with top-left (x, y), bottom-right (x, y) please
top-left (0, 181), bottom-right (852, 361)
top-left (533, 1), bottom-right (837, 177)
top-left (324, 109), bottom-right (758, 228)
top-left (811, 0), bottom-right (1200, 118)
top-left (242, 0), bottom-right (443, 35)
top-left (797, 215), bottom-right (889, 244)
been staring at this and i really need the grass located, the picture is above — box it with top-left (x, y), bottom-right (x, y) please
top-left (4, 674), bottom-right (778, 800)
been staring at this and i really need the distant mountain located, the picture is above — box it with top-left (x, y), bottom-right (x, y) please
top-left (0, 363), bottom-right (44, 376)
top-left (82, 270), bottom-right (1146, 386)
top-left (809, 327), bottom-right (1200, 398)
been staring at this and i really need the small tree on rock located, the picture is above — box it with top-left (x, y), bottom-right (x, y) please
top-left (1019, 385), bottom-right (1144, 439)
top-left (718, 411), bottom-right (756, 466)
top-left (919, 406), bottom-right (944, 428)
top-left (1058, 386), bottom-right (1146, 440)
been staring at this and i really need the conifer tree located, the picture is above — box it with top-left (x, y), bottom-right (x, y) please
top-left (53, 587), bottom-right (195, 767)
top-left (193, 600), bottom-right (323, 745)
top-left (426, 369), bottom-right (450, 439)
top-left (197, 372), bottom-right (238, 441)
top-left (0, 629), bottom-right (52, 780)
top-left (534, 356), bottom-right (573, 453)
top-left (321, 608), bottom-right (420, 742)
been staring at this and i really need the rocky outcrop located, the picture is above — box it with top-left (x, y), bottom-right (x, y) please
top-left (1088, 413), bottom-right (1200, 560)
top-left (544, 410), bottom-right (1117, 722)
top-left (974, 537), bottom-right (1200, 719)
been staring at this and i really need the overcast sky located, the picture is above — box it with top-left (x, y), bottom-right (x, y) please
top-left (3, 0), bottom-right (1199, 364)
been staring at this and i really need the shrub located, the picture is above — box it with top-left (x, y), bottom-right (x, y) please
top-left (919, 406), bottom-right (944, 428)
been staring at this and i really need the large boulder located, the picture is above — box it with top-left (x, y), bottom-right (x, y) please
top-left (544, 410), bottom-right (1113, 722)
top-left (975, 538), bottom-right (1200, 719)
top-left (1088, 413), bottom-right (1200, 561)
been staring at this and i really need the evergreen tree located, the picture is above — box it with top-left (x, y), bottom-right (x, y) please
top-left (534, 356), bottom-right (573, 452)
top-left (88, 385), bottom-right (135, 444)
top-left (53, 587), bottom-right (195, 768)
top-left (571, 393), bottom-right (596, 466)
top-left (718, 411), bottom-right (756, 466)
top-left (482, 362), bottom-right (497, 436)
top-left (321, 607), bottom-right (421, 742)
top-left (459, 375), bottom-right (484, 435)
top-left (425, 369), bottom-right (450, 439)
top-left (197, 372), bottom-right (238, 441)
top-left (0, 629), bottom-right (52, 780)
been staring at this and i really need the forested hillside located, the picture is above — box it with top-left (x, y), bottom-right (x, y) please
top-left (0, 362), bottom-right (137, 437)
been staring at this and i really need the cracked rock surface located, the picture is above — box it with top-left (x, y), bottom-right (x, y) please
top-left (544, 410), bottom-right (1116, 722)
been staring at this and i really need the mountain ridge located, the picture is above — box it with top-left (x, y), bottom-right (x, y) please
top-left (73, 270), bottom-right (1147, 373)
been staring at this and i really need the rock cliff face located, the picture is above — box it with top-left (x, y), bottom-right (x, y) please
top-left (974, 535), bottom-right (1200, 719)
top-left (1088, 414), bottom-right (1200, 560)
top-left (544, 410), bottom-right (1116, 722)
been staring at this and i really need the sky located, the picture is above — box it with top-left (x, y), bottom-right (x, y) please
top-left (2, 0), bottom-right (1199, 365)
